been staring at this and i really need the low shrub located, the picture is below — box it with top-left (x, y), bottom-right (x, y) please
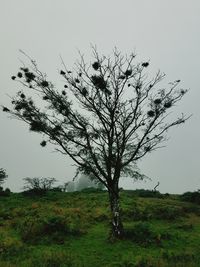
top-left (123, 202), bottom-right (185, 222)
top-left (150, 205), bottom-right (185, 221)
top-left (109, 259), bottom-right (135, 267)
top-left (174, 222), bottom-right (193, 231)
top-left (45, 215), bottom-right (68, 231)
top-left (124, 221), bottom-right (173, 247)
top-left (181, 204), bottom-right (200, 215)
top-left (92, 207), bottom-right (109, 222)
top-left (0, 209), bottom-right (12, 220)
top-left (18, 216), bottom-right (44, 243)
top-left (0, 236), bottom-right (24, 256)
top-left (18, 214), bottom-right (83, 244)
top-left (122, 205), bottom-right (150, 221)
top-left (109, 256), bottom-right (164, 267)
top-left (124, 222), bottom-right (156, 245)
top-left (162, 250), bottom-right (195, 264)
top-left (30, 249), bottom-right (79, 267)
top-left (134, 256), bottom-right (155, 267)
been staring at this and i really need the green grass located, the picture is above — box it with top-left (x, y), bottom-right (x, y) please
top-left (0, 190), bottom-right (200, 266)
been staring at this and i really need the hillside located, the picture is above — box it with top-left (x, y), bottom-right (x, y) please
top-left (0, 190), bottom-right (200, 267)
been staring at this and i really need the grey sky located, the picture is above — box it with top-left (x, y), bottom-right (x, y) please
top-left (0, 0), bottom-right (199, 193)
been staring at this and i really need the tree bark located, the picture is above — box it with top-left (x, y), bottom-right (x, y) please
top-left (108, 188), bottom-right (124, 239)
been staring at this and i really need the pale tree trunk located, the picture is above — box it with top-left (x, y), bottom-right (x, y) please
top-left (109, 189), bottom-right (124, 239)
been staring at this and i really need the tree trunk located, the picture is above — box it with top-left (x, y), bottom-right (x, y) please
top-left (109, 189), bottom-right (124, 239)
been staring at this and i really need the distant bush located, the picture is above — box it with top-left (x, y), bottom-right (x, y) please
top-left (180, 190), bottom-right (200, 205)
top-left (80, 187), bottom-right (104, 193)
top-left (22, 188), bottom-right (47, 197)
top-left (50, 186), bottom-right (63, 192)
top-left (0, 187), bottom-right (11, 197)
top-left (22, 177), bottom-right (57, 196)
top-left (126, 189), bottom-right (163, 198)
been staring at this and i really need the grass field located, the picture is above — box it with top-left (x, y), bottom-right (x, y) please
top-left (0, 189), bottom-right (200, 266)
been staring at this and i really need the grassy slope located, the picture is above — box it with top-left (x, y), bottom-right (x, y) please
top-left (0, 190), bottom-right (200, 267)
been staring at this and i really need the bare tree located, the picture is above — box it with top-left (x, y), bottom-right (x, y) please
top-left (2, 48), bottom-right (189, 238)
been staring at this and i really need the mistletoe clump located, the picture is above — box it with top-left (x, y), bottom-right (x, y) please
top-left (92, 61), bottom-right (100, 70)
top-left (91, 75), bottom-right (107, 90)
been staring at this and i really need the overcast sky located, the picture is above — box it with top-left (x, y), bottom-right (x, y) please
top-left (0, 0), bottom-right (199, 193)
